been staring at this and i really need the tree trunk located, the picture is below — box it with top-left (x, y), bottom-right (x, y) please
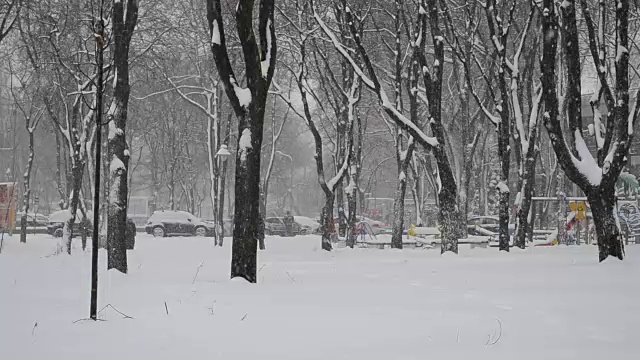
top-left (99, 122), bottom-right (109, 248)
top-left (320, 193), bottom-right (334, 251)
top-left (346, 118), bottom-right (362, 248)
top-left (217, 118), bottom-right (231, 247)
top-left (258, 189), bottom-right (266, 250)
top-left (207, 0), bottom-right (276, 282)
top-left (527, 186), bottom-right (537, 244)
top-left (437, 162), bottom-right (460, 254)
top-left (391, 169), bottom-right (408, 249)
top-left (107, 0), bottom-right (138, 274)
top-left (231, 111), bottom-right (262, 281)
top-left (64, 162), bottom-right (84, 254)
top-left (207, 83), bottom-right (221, 246)
top-left (588, 189), bottom-right (624, 261)
top-left (54, 131), bottom-right (66, 209)
top-left (410, 157), bottom-right (424, 226)
top-left (514, 152), bottom-right (537, 248)
top-left (20, 129), bottom-right (35, 244)
top-left (346, 187), bottom-right (357, 248)
top-left (217, 158), bottom-right (228, 246)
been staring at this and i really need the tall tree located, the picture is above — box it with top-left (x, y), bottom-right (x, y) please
top-left (10, 70), bottom-right (45, 244)
top-left (107, 0), bottom-right (139, 273)
top-left (541, 0), bottom-right (637, 261)
top-left (274, 0), bottom-right (357, 251)
top-left (206, 0), bottom-right (277, 282)
top-left (317, 0), bottom-right (460, 253)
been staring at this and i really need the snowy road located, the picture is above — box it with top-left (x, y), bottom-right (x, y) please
top-left (0, 234), bottom-right (638, 359)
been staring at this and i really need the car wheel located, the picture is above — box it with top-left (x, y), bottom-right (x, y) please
top-left (153, 226), bottom-right (165, 238)
top-left (195, 226), bottom-right (207, 237)
top-left (54, 228), bottom-right (63, 238)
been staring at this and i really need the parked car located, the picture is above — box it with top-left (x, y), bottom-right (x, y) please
top-left (47, 210), bottom-right (93, 238)
top-left (48, 210), bottom-right (136, 249)
top-left (293, 216), bottom-right (321, 234)
top-left (145, 210), bottom-right (214, 237)
top-left (14, 213), bottom-right (49, 227)
top-left (264, 217), bottom-right (289, 236)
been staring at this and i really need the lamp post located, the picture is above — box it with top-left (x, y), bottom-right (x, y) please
top-left (216, 144), bottom-right (232, 159)
top-left (214, 145), bottom-right (232, 245)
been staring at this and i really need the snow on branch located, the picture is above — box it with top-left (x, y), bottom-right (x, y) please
top-left (206, 0), bottom-right (252, 114)
top-left (314, 7), bottom-right (439, 149)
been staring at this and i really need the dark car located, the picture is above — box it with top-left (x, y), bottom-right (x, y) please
top-left (266, 217), bottom-right (306, 236)
top-left (264, 217), bottom-right (289, 236)
top-left (47, 210), bottom-right (136, 249)
top-left (145, 210), bottom-right (214, 237)
top-left (47, 210), bottom-right (92, 238)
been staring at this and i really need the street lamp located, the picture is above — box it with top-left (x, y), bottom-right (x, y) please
top-left (216, 144), bottom-right (232, 160)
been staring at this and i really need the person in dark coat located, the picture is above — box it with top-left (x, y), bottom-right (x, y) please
top-left (283, 210), bottom-right (295, 237)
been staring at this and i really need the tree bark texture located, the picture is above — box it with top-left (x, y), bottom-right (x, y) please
top-left (20, 124), bottom-right (37, 243)
top-left (207, 0), bottom-right (277, 282)
top-left (107, 0), bottom-right (138, 273)
top-left (542, 0), bottom-right (632, 261)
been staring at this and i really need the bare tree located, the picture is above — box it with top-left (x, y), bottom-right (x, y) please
top-left (274, 0), bottom-right (358, 251)
top-left (541, 0), bottom-right (638, 261)
top-left (10, 70), bottom-right (45, 244)
top-left (260, 94), bottom-right (290, 249)
top-left (107, 0), bottom-right (138, 273)
top-left (317, 0), bottom-right (460, 253)
top-left (206, 0), bottom-right (277, 282)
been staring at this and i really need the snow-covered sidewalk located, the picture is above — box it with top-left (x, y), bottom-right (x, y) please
top-left (0, 234), bottom-right (638, 359)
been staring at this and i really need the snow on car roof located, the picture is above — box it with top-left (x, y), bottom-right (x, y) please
top-left (48, 210), bottom-right (93, 223)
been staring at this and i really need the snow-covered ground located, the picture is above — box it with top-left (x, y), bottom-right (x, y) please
top-left (0, 233), bottom-right (638, 359)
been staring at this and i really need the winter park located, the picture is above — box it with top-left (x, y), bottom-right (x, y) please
top-left (1, 0), bottom-right (640, 359)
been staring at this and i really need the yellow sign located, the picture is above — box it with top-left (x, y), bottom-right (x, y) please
top-left (569, 201), bottom-right (586, 220)
top-left (407, 224), bottom-right (416, 237)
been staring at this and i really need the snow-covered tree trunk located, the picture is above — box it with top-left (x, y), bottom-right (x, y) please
top-left (296, 60), bottom-right (356, 252)
top-left (205, 83), bottom-right (221, 246)
top-left (99, 124), bottom-right (109, 248)
top-left (542, 0), bottom-right (635, 261)
top-left (345, 163), bottom-right (358, 248)
top-left (483, 0), bottom-right (512, 252)
top-left (388, 0), bottom-right (416, 250)
top-left (345, 114), bottom-right (363, 248)
top-left (217, 116), bottom-right (231, 246)
top-left (409, 156), bottom-right (424, 226)
top-left (19, 105), bottom-right (42, 243)
top-left (107, 0), bottom-right (138, 273)
top-left (207, 0), bottom-right (277, 282)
